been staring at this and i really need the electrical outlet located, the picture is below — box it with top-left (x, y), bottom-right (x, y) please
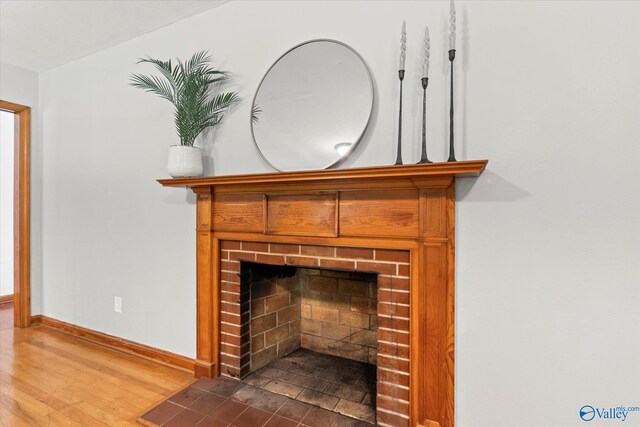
top-left (114, 296), bottom-right (122, 313)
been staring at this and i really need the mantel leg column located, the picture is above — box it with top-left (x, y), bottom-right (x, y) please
top-left (413, 179), bottom-right (455, 427)
top-left (193, 188), bottom-right (219, 378)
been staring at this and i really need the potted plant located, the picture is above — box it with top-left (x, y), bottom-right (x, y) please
top-left (130, 51), bottom-right (238, 177)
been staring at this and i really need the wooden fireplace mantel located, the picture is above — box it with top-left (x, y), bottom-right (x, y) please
top-left (159, 160), bottom-right (487, 427)
top-left (159, 160), bottom-right (487, 189)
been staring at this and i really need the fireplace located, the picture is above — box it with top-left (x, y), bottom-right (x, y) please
top-left (159, 160), bottom-right (488, 427)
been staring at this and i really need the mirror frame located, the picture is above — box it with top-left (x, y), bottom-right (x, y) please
top-left (250, 39), bottom-right (374, 172)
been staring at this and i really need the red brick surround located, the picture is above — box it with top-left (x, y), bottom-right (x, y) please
top-left (219, 240), bottom-right (411, 426)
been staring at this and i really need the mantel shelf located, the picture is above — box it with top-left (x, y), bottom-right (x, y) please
top-left (158, 159), bottom-right (488, 188)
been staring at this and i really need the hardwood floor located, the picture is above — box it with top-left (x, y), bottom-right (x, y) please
top-left (0, 303), bottom-right (193, 426)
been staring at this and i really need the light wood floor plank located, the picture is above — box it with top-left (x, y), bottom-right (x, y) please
top-left (0, 304), bottom-right (193, 426)
top-left (23, 328), bottom-right (187, 393)
top-left (5, 337), bottom-right (171, 407)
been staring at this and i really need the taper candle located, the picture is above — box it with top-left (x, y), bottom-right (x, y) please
top-left (449, 0), bottom-right (456, 50)
top-left (423, 26), bottom-right (430, 77)
top-left (400, 21), bottom-right (406, 70)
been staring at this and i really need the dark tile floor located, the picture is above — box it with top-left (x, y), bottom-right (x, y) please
top-left (140, 349), bottom-right (376, 427)
top-left (248, 349), bottom-right (376, 423)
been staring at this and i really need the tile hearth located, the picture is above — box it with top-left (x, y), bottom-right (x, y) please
top-left (141, 349), bottom-right (375, 427)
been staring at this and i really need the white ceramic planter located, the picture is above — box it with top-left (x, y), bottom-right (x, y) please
top-left (167, 145), bottom-right (203, 178)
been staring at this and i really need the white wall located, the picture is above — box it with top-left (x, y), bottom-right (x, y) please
top-left (0, 62), bottom-right (40, 307)
top-left (37, 2), bottom-right (639, 426)
top-left (0, 111), bottom-right (14, 296)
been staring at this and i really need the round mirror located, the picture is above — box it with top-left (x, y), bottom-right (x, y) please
top-left (251, 40), bottom-right (374, 171)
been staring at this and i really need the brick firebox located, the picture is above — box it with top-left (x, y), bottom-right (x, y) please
top-left (219, 241), bottom-right (411, 426)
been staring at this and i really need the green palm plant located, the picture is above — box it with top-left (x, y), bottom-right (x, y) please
top-left (130, 51), bottom-right (238, 147)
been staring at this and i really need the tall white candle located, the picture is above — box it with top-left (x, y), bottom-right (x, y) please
top-left (400, 21), bottom-right (407, 70)
top-left (449, 0), bottom-right (456, 50)
top-left (423, 26), bottom-right (430, 77)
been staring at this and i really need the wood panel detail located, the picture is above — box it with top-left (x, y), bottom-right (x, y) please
top-left (213, 193), bottom-right (263, 232)
top-left (422, 188), bottom-right (447, 238)
top-left (424, 243), bottom-right (448, 424)
top-left (30, 315), bottom-right (195, 372)
top-left (265, 192), bottom-right (338, 237)
top-left (197, 192), bottom-right (212, 229)
top-left (340, 190), bottom-right (419, 238)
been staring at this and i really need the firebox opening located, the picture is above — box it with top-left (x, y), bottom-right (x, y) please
top-left (240, 261), bottom-right (378, 424)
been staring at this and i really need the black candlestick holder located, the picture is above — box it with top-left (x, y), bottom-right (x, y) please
top-left (395, 69), bottom-right (405, 165)
top-left (417, 77), bottom-right (432, 164)
top-left (448, 49), bottom-right (457, 162)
